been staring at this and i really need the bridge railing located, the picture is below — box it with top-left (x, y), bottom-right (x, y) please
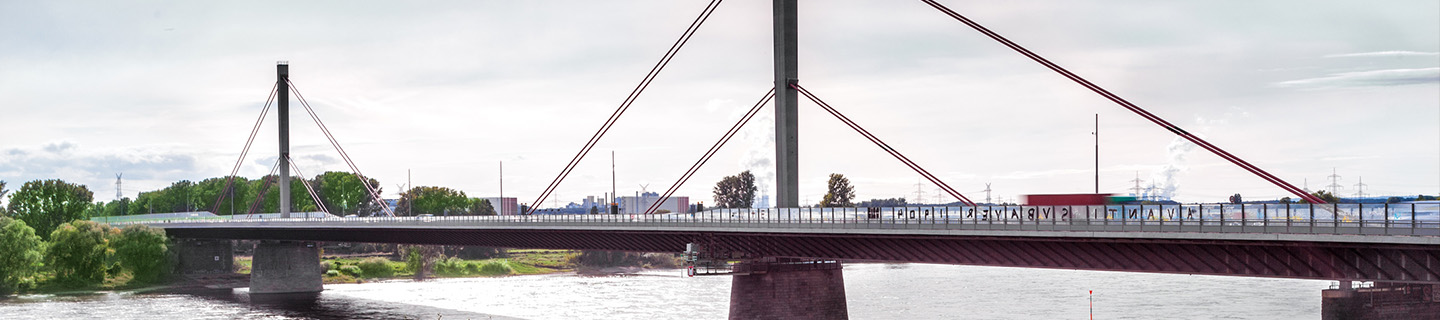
top-left (105, 203), bottom-right (1440, 237)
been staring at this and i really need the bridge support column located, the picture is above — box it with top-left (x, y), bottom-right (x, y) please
top-left (729, 259), bottom-right (848, 320)
top-left (1321, 282), bottom-right (1440, 320)
top-left (250, 240), bottom-right (323, 294)
top-left (172, 238), bottom-right (234, 275)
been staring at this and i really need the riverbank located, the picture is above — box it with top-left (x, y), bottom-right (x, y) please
top-left (234, 249), bottom-right (635, 285)
top-left (4, 249), bottom-right (676, 297)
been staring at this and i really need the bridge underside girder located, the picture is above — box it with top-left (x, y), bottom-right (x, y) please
top-left (169, 227), bottom-right (1440, 284)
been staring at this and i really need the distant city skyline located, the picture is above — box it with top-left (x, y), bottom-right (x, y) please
top-left (2, 0), bottom-right (1437, 208)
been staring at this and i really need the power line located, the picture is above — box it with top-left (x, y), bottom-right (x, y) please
top-left (115, 173), bottom-right (123, 201)
top-left (1353, 177), bottom-right (1368, 198)
top-left (1130, 172), bottom-right (1145, 197)
top-left (912, 179), bottom-right (927, 205)
top-left (1326, 168), bottom-right (1344, 196)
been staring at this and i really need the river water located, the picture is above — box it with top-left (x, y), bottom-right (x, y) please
top-left (0, 263), bottom-right (1331, 319)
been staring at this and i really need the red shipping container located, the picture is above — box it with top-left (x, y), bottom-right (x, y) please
top-left (1023, 193), bottom-right (1113, 206)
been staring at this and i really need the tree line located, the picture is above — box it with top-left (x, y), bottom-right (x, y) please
top-left (709, 171), bottom-right (857, 209)
top-left (92, 171), bottom-right (388, 217)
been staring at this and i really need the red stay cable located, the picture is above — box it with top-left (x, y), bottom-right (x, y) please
top-left (793, 84), bottom-right (977, 206)
top-left (644, 88), bottom-right (775, 214)
top-left (529, 0), bottom-right (725, 214)
top-left (212, 83), bottom-right (278, 214)
top-left (919, 0), bottom-right (1323, 204)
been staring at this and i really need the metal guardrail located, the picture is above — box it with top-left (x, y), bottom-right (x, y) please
top-left (105, 203), bottom-right (1440, 237)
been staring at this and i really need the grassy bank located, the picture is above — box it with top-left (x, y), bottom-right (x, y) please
top-left (14, 270), bottom-right (163, 295)
top-left (232, 249), bottom-right (577, 284)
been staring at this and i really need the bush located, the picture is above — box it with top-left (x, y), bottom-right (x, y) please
top-left (325, 270), bottom-right (341, 277)
top-left (321, 261), bottom-right (336, 271)
top-left (0, 217), bottom-right (45, 294)
top-left (464, 262), bottom-right (481, 274)
top-left (478, 260), bottom-right (512, 275)
top-left (339, 265), bottom-right (363, 277)
top-left (47, 220), bottom-right (114, 287)
top-left (356, 257), bottom-right (393, 278)
top-left (434, 257), bottom-right (465, 276)
top-left (112, 225), bottom-right (169, 284)
top-left (642, 253), bottom-right (679, 269)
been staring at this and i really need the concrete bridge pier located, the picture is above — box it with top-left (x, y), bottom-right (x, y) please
top-left (729, 259), bottom-right (848, 320)
top-left (1321, 281), bottom-right (1440, 320)
top-left (250, 240), bottom-right (323, 294)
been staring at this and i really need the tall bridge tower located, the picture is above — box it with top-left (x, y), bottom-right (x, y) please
top-left (773, 0), bottom-right (799, 209)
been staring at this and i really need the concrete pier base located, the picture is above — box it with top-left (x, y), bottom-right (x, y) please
top-left (729, 259), bottom-right (848, 320)
top-left (1322, 282), bottom-right (1440, 320)
top-left (250, 240), bottom-right (323, 294)
top-left (172, 238), bottom-right (234, 275)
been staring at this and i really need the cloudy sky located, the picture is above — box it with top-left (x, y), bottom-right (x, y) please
top-left (2, 0), bottom-right (1437, 208)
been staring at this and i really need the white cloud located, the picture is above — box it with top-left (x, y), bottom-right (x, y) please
top-left (1275, 68), bottom-right (1440, 88)
top-left (1324, 51), bottom-right (1440, 58)
top-left (0, 142), bottom-right (204, 200)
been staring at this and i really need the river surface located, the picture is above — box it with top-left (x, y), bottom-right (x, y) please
top-left (0, 263), bottom-right (1331, 319)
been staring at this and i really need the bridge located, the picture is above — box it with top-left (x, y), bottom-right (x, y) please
top-left (119, 204), bottom-right (1440, 318)
top-left (108, 0), bottom-right (1439, 318)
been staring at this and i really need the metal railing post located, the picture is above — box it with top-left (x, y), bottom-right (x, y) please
top-left (1332, 203), bottom-right (1339, 234)
top-left (1262, 203), bottom-right (1268, 230)
top-left (1241, 203), bottom-right (1248, 233)
top-left (1306, 203), bottom-right (1313, 234)
top-left (1219, 204), bottom-right (1226, 232)
top-left (1358, 203), bottom-right (1365, 234)
top-left (1121, 204), bottom-right (1127, 231)
top-left (1198, 204), bottom-right (1205, 232)
top-left (1285, 202), bottom-right (1292, 233)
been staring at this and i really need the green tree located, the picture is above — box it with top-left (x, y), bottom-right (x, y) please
top-left (400, 245), bottom-right (441, 280)
top-left (103, 198), bottom-right (133, 217)
top-left (0, 217), bottom-right (45, 294)
top-left (83, 201), bottom-right (104, 218)
top-left (313, 172), bottom-right (382, 216)
top-left (467, 198), bottom-right (496, 216)
top-left (6, 179), bottom-right (94, 240)
top-left (112, 225), bottom-right (169, 283)
top-left (218, 175), bottom-right (317, 214)
top-left (129, 181), bottom-right (194, 215)
top-left (1300, 190), bottom-right (1341, 204)
top-left (395, 186), bottom-right (468, 216)
top-left (194, 176), bottom-right (252, 215)
top-left (712, 171), bottom-right (757, 209)
top-left (858, 198), bottom-right (907, 207)
top-left (820, 174), bottom-right (856, 207)
top-left (46, 220), bottom-right (115, 287)
top-left (160, 180), bottom-right (198, 212)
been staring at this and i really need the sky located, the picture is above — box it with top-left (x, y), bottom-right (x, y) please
top-left (2, 0), bottom-right (1437, 208)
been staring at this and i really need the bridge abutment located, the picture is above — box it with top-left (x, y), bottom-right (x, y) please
top-left (250, 240), bottom-right (323, 294)
top-left (729, 259), bottom-right (848, 320)
top-left (172, 238), bottom-right (234, 274)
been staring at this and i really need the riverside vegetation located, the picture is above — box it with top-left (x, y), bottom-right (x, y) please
top-left (231, 248), bottom-right (682, 284)
top-left (0, 178), bottom-right (684, 296)
top-left (0, 217), bottom-right (170, 295)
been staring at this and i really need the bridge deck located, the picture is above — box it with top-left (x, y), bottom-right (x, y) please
top-left (109, 205), bottom-right (1440, 285)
